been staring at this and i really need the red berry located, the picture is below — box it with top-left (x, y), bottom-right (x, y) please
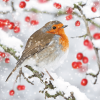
top-left (66, 15), bottom-right (72, 20)
top-left (25, 16), bottom-right (30, 22)
top-left (21, 85), bottom-right (25, 90)
top-left (91, 7), bottom-right (97, 12)
top-left (72, 62), bottom-right (78, 69)
top-left (87, 42), bottom-right (93, 50)
top-left (53, 3), bottom-right (61, 9)
top-left (81, 78), bottom-right (88, 86)
top-left (1, 52), bottom-right (5, 58)
top-left (76, 53), bottom-right (83, 60)
top-left (8, 22), bottom-right (14, 29)
top-left (66, 7), bottom-right (73, 14)
top-left (0, 52), bottom-right (2, 56)
top-left (17, 85), bottom-right (22, 90)
top-left (89, 24), bottom-right (95, 31)
top-left (5, 58), bottom-right (10, 63)
top-left (75, 20), bottom-right (80, 26)
top-left (77, 61), bottom-right (82, 68)
top-left (38, 0), bottom-right (48, 3)
top-left (3, 0), bottom-right (9, 2)
top-left (3, 19), bottom-right (10, 26)
top-left (19, 1), bottom-right (26, 8)
top-left (14, 26), bottom-right (20, 33)
top-left (93, 1), bottom-right (100, 7)
top-left (82, 56), bottom-right (88, 63)
top-left (25, 0), bottom-right (29, 2)
top-left (0, 19), bottom-right (4, 28)
top-left (9, 90), bottom-right (15, 96)
top-left (31, 20), bottom-right (39, 25)
top-left (83, 39), bottom-right (89, 46)
top-left (93, 33), bottom-right (100, 39)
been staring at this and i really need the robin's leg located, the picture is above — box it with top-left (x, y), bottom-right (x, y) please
top-left (45, 69), bottom-right (54, 81)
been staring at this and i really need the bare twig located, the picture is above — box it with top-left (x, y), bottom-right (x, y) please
top-left (71, 34), bottom-right (88, 38)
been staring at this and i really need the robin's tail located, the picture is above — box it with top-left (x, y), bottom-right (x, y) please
top-left (6, 64), bottom-right (19, 82)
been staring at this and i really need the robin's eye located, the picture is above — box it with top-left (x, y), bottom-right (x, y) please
top-left (53, 26), bottom-right (56, 29)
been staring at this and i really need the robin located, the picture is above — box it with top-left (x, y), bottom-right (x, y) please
top-left (6, 20), bottom-right (69, 81)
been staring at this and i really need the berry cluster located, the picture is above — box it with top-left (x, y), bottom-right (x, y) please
top-left (0, 19), bottom-right (20, 33)
top-left (25, 16), bottom-right (39, 25)
top-left (72, 52), bottom-right (88, 86)
top-left (9, 85), bottom-right (25, 96)
top-left (66, 7), bottom-right (73, 20)
top-left (53, 2), bottom-right (61, 9)
top-left (0, 52), bottom-right (10, 63)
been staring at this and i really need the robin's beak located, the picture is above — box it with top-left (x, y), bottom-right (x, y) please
top-left (61, 25), bottom-right (68, 28)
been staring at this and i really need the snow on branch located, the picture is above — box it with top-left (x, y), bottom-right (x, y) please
top-left (0, 29), bottom-right (23, 59)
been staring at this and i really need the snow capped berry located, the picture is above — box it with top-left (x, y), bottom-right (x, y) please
top-left (25, 16), bottom-right (30, 22)
top-left (72, 62), bottom-right (78, 69)
top-left (93, 33), bottom-right (100, 39)
top-left (91, 7), bottom-right (97, 12)
top-left (31, 20), bottom-right (39, 25)
top-left (66, 7), bottom-right (73, 14)
top-left (66, 15), bottom-right (72, 20)
top-left (8, 22), bottom-right (14, 29)
top-left (19, 1), bottom-right (26, 8)
top-left (5, 58), bottom-right (10, 63)
top-left (76, 53), bottom-right (83, 60)
top-left (81, 78), bottom-right (88, 86)
top-left (38, 0), bottom-right (48, 3)
top-left (14, 26), bottom-right (20, 33)
top-left (82, 56), bottom-right (88, 64)
top-left (75, 20), bottom-right (80, 26)
top-left (9, 90), bottom-right (15, 96)
top-left (53, 3), bottom-right (61, 9)
top-left (83, 39), bottom-right (89, 46)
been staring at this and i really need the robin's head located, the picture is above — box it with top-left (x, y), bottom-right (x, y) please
top-left (41, 21), bottom-right (68, 36)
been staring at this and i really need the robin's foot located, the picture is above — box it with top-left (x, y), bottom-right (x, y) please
top-left (50, 76), bottom-right (54, 81)
top-left (45, 69), bottom-right (54, 81)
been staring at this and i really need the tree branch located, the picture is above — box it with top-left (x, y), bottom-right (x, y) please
top-left (74, 4), bottom-right (100, 84)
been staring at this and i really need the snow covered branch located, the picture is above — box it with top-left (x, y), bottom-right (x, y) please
top-left (74, 3), bottom-right (100, 84)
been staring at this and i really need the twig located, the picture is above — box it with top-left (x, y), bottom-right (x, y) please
top-left (71, 34), bottom-right (88, 38)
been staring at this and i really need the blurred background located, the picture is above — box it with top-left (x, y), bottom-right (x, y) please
top-left (0, 0), bottom-right (100, 100)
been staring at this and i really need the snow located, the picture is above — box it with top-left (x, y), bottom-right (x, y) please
top-left (0, 29), bottom-right (23, 56)
top-left (0, 0), bottom-right (100, 100)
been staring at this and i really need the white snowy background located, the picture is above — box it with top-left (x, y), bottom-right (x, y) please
top-left (0, 0), bottom-right (100, 100)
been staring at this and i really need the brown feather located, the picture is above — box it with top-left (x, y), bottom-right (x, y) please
top-left (17, 29), bottom-right (55, 66)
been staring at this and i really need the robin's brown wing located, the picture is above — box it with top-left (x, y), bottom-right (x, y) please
top-left (17, 29), bottom-right (55, 65)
